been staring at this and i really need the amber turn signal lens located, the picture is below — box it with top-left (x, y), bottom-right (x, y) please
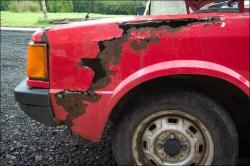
top-left (27, 43), bottom-right (47, 79)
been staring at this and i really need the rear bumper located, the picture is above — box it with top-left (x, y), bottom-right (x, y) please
top-left (14, 79), bottom-right (56, 126)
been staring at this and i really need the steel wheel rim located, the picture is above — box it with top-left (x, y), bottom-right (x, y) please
top-left (132, 110), bottom-right (214, 165)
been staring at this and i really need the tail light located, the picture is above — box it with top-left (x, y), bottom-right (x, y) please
top-left (26, 43), bottom-right (48, 80)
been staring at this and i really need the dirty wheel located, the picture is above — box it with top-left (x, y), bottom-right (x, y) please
top-left (132, 110), bottom-right (214, 165)
top-left (112, 91), bottom-right (238, 165)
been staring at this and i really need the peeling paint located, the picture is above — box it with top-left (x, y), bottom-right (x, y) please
top-left (203, 23), bottom-right (210, 27)
top-left (41, 29), bottom-right (49, 43)
top-left (78, 17), bottom-right (223, 92)
top-left (80, 35), bottom-right (129, 91)
top-left (45, 11), bottom-right (250, 142)
top-left (59, 16), bottom-right (223, 130)
top-left (79, 58), bottom-right (106, 84)
top-left (78, 16), bottom-right (222, 92)
top-left (119, 17), bottom-right (221, 32)
top-left (130, 36), bottom-right (160, 51)
top-left (55, 90), bottom-right (100, 128)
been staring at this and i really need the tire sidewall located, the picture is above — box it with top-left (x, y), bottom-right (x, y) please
top-left (112, 91), bottom-right (238, 165)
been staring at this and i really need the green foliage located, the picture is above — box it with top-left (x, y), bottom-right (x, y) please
top-left (73, 0), bottom-right (144, 15)
top-left (47, 0), bottom-right (73, 13)
top-left (8, 1), bottom-right (41, 12)
top-left (72, 0), bottom-right (88, 13)
top-left (3, 0), bottom-right (143, 15)
top-left (95, 1), bottom-right (144, 15)
top-left (2, 11), bottom-right (124, 27)
top-left (0, 0), bottom-right (10, 11)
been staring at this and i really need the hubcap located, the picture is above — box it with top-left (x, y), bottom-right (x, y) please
top-left (164, 138), bottom-right (181, 156)
top-left (132, 110), bottom-right (214, 165)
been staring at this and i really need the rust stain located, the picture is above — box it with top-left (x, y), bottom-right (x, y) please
top-left (119, 17), bottom-right (221, 32)
top-left (203, 23), bottom-right (210, 27)
top-left (80, 35), bottom-right (129, 91)
top-left (130, 36), bottom-right (160, 51)
top-left (79, 16), bottom-right (222, 90)
top-left (55, 90), bottom-right (100, 128)
top-left (41, 29), bottom-right (49, 43)
top-left (56, 16), bottom-right (222, 129)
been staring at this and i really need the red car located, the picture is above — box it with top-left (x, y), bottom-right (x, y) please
top-left (15, 0), bottom-right (249, 165)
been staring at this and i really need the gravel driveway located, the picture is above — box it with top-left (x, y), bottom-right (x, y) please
top-left (0, 30), bottom-right (116, 166)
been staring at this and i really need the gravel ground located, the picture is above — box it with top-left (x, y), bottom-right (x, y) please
top-left (0, 30), bottom-right (116, 166)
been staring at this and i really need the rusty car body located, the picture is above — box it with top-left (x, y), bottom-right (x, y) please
top-left (15, 0), bottom-right (249, 165)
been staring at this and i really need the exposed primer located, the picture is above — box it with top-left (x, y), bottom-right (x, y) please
top-left (55, 90), bottom-right (100, 128)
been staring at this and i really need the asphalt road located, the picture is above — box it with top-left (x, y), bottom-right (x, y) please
top-left (0, 30), bottom-right (116, 166)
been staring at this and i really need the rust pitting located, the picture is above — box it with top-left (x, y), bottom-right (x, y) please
top-left (130, 36), bottom-right (160, 51)
top-left (41, 29), bottom-right (49, 43)
top-left (80, 35), bottom-right (129, 91)
top-left (57, 16), bottom-right (222, 129)
top-left (122, 17), bottom-right (221, 51)
top-left (79, 58), bottom-right (106, 84)
top-left (55, 90), bottom-right (100, 128)
top-left (203, 23), bottom-right (210, 27)
top-left (79, 16), bottom-right (222, 91)
top-left (119, 17), bottom-right (221, 32)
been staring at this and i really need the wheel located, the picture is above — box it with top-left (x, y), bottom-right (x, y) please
top-left (112, 91), bottom-right (238, 165)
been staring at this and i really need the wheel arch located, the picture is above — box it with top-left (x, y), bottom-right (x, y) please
top-left (109, 60), bottom-right (249, 105)
top-left (106, 60), bottom-right (249, 122)
top-left (104, 60), bottom-right (250, 157)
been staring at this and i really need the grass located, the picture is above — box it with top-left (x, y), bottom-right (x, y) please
top-left (0, 11), bottom-right (128, 27)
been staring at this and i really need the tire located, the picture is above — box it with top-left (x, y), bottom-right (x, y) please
top-left (112, 91), bottom-right (238, 165)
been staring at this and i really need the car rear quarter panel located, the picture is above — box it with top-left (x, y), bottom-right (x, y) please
top-left (43, 13), bottom-right (249, 141)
